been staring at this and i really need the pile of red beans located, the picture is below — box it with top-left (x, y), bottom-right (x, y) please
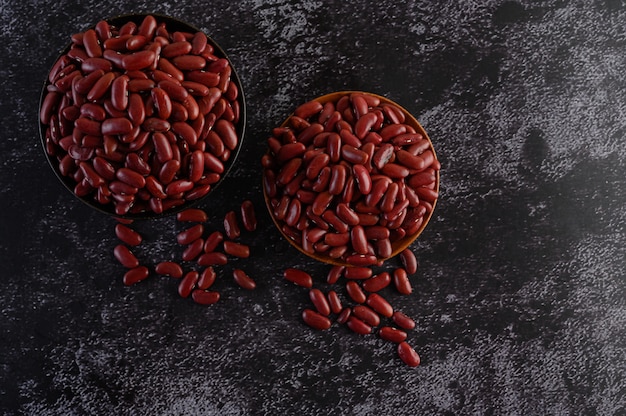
top-left (40, 15), bottom-right (242, 216)
top-left (262, 92), bottom-right (439, 266)
top-left (113, 200), bottom-right (257, 303)
top-left (283, 248), bottom-right (422, 367)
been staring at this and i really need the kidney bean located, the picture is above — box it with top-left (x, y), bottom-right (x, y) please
top-left (398, 342), bottom-right (421, 367)
top-left (400, 249), bottom-right (418, 274)
top-left (302, 308), bottom-right (332, 331)
top-left (115, 223), bottom-right (142, 246)
top-left (123, 266), bottom-right (150, 286)
top-left (223, 210), bottom-right (240, 240)
top-left (309, 288), bottom-right (331, 316)
top-left (353, 164), bottom-right (372, 195)
top-left (192, 289), bottom-right (220, 305)
top-left (366, 293), bottom-right (393, 318)
top-left (182, 238), bottom-right (204, 261)
top-left (197, 252), bottom-right (228, 266)
top-left (362, 271), bottom-right (391, 292)
top-left (353, 305), bottom-right (380, 327)
top-left (177, 224), bottom-right (204, 245)
top-left (240, 200), bottom-right (257, 232)
top-left (392, 311), bottom-right (416, 331)
top-left (223, 241), bottom-right (250, 258)
top-left (392, 268), bottom-right (412, 295)
top-left (113, 244), bottom-right (139, 268)
top-left (379, 326), bottom-right (408, 343)
top-left (346, 316), bottom-right (372, 335)
top-left (233, 269), bottom-right (256, 290)
top-left (176, 208), bottom-right (207, 222)
top-left (345, 281), bottom-right (366, 304)
top-left (203, 231), bottom-right (224, 253)
top-left (343, 267), bottom-right (372, 280)
top-left (178, 271), bottom-right (199, 298)
top-left (346, 254), bottom-right (378, 266)
top-left (197, 267), bottom-right (216, 289)
top-left (155, 261), bottom-right (183, 278)
top-left (283, 268), bottom-right (313, 288)
top-left (326, 290), bottom-right (343, 314)
top-left (376, 239), bottom-right (393, 258)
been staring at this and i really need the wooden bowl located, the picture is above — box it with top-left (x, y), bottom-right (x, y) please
top-left (263, 91), bottom-right (439, 266)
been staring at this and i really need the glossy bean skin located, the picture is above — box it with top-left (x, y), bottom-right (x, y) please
top-left (155, 261), bottom-right (183, 278)
top-left (309, 288), bottom-right (331, 316)
top-left (223, 211), bottom-right (241, 240)
top-left (223, 241), bottom-right (250, 258)
top-left (114, 223), bottom-right (142, 246)
top-left (366, 293), bottom-right (393, 318)
top-left (233, 269), bottom-right (256, 290)
top-left (284, 268), bottom-right (313, 288)
top-left (392, 311), bottom-right (416, 330)
top-left (398, 342), bottom-right (421, 367)
top-left (113, 244), bottom-right (139, 268)
top-left (123, 266), bottom-right (149, 286)
top-left (192, 289), bottom-right (220, 305)
top-left (379, 326), bottom-right (408, 343)
top-left (240, 200), bottom-right (257, 232)
top-left (393, 268), bottom-right (412, 295)
top-left (302, 308), bottom-right (332, 330)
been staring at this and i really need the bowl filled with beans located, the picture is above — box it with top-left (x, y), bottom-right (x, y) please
top-left (39, 13), bottom-right (246, 219)
top-left (262, 91), bottom-right (440, 267)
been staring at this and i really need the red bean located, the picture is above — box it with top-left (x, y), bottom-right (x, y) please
top-left (309, 288), bottom-right (331, 316)
top-left (302, 308), bottom-right (332, 330)
top-left (400, 249), bottom-right (418, 274)
top-left (346, 316), bottom-right (372, 335)
top-left (366, 293), bottom-right (393, 318)
top-left (114, 223), bottom-right (142, 246)
top-left (203, 231), bottom-right (224, 253)
top-left (223, 210), bottom-right (240, 240)
top-left (240, 200), bottom-right (257, 232)
top-left (345, 281), bottom-right (366, 304)
top-left (352, 305), bottom-right (380, 327)
top-left (327, 290), bottom-right (343, 314)
top-left (197, 267), bottom-right (216, 289)
top-left (283, 268), bottom-right (313, 288)
top-left (223, 241), bottom-right (250, 258)
top-left (197, 252), bottom-right (228, 266)
top-left (233, 269), bottom-right (256, 290)
top-left (362, 272), bottom-right (391, 292)
top-left (176, 208), bottom-right (208, 222)
top-left (343, 267), bottom-right (372, 280)
top-left (392, 311), bottom-right (416, 330)
top-left (327, 266), bottom-right (344, 284)
top-left (179, 271), bottom-right (199, 298)
top-left (379, 326), bottom-right (408, 343)
top-left (192, 289), bottom-right (220, 305)
top-left (182, 238), bottom-right (204, 261)
top-left (155, 261), bottom-right (183, 278)
top-left (177, 224), bottom-right (204, 245)
top-left (397, 342), bottom-right (420, 367)
top-left (123, 266), bottom-right (149, 286)
top-left (393, 268), bottom-right (412, 295)
top-left (113, 244), bottom-right (139, 268)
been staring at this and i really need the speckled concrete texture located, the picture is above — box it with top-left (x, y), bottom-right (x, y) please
top-left (1, 1), bottom-right (625, 415)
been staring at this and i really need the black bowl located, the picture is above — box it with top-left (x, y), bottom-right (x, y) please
top-left (39, 13), bottom-right (246, 219)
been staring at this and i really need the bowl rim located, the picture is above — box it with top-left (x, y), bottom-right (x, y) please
top-left (263, 90), bottom-right (439, 267)
top-left (38, 13), bottom-right (247, 220)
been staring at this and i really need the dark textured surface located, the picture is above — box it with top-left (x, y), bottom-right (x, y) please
top-left (1, 1), bottom-right (625, 415)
